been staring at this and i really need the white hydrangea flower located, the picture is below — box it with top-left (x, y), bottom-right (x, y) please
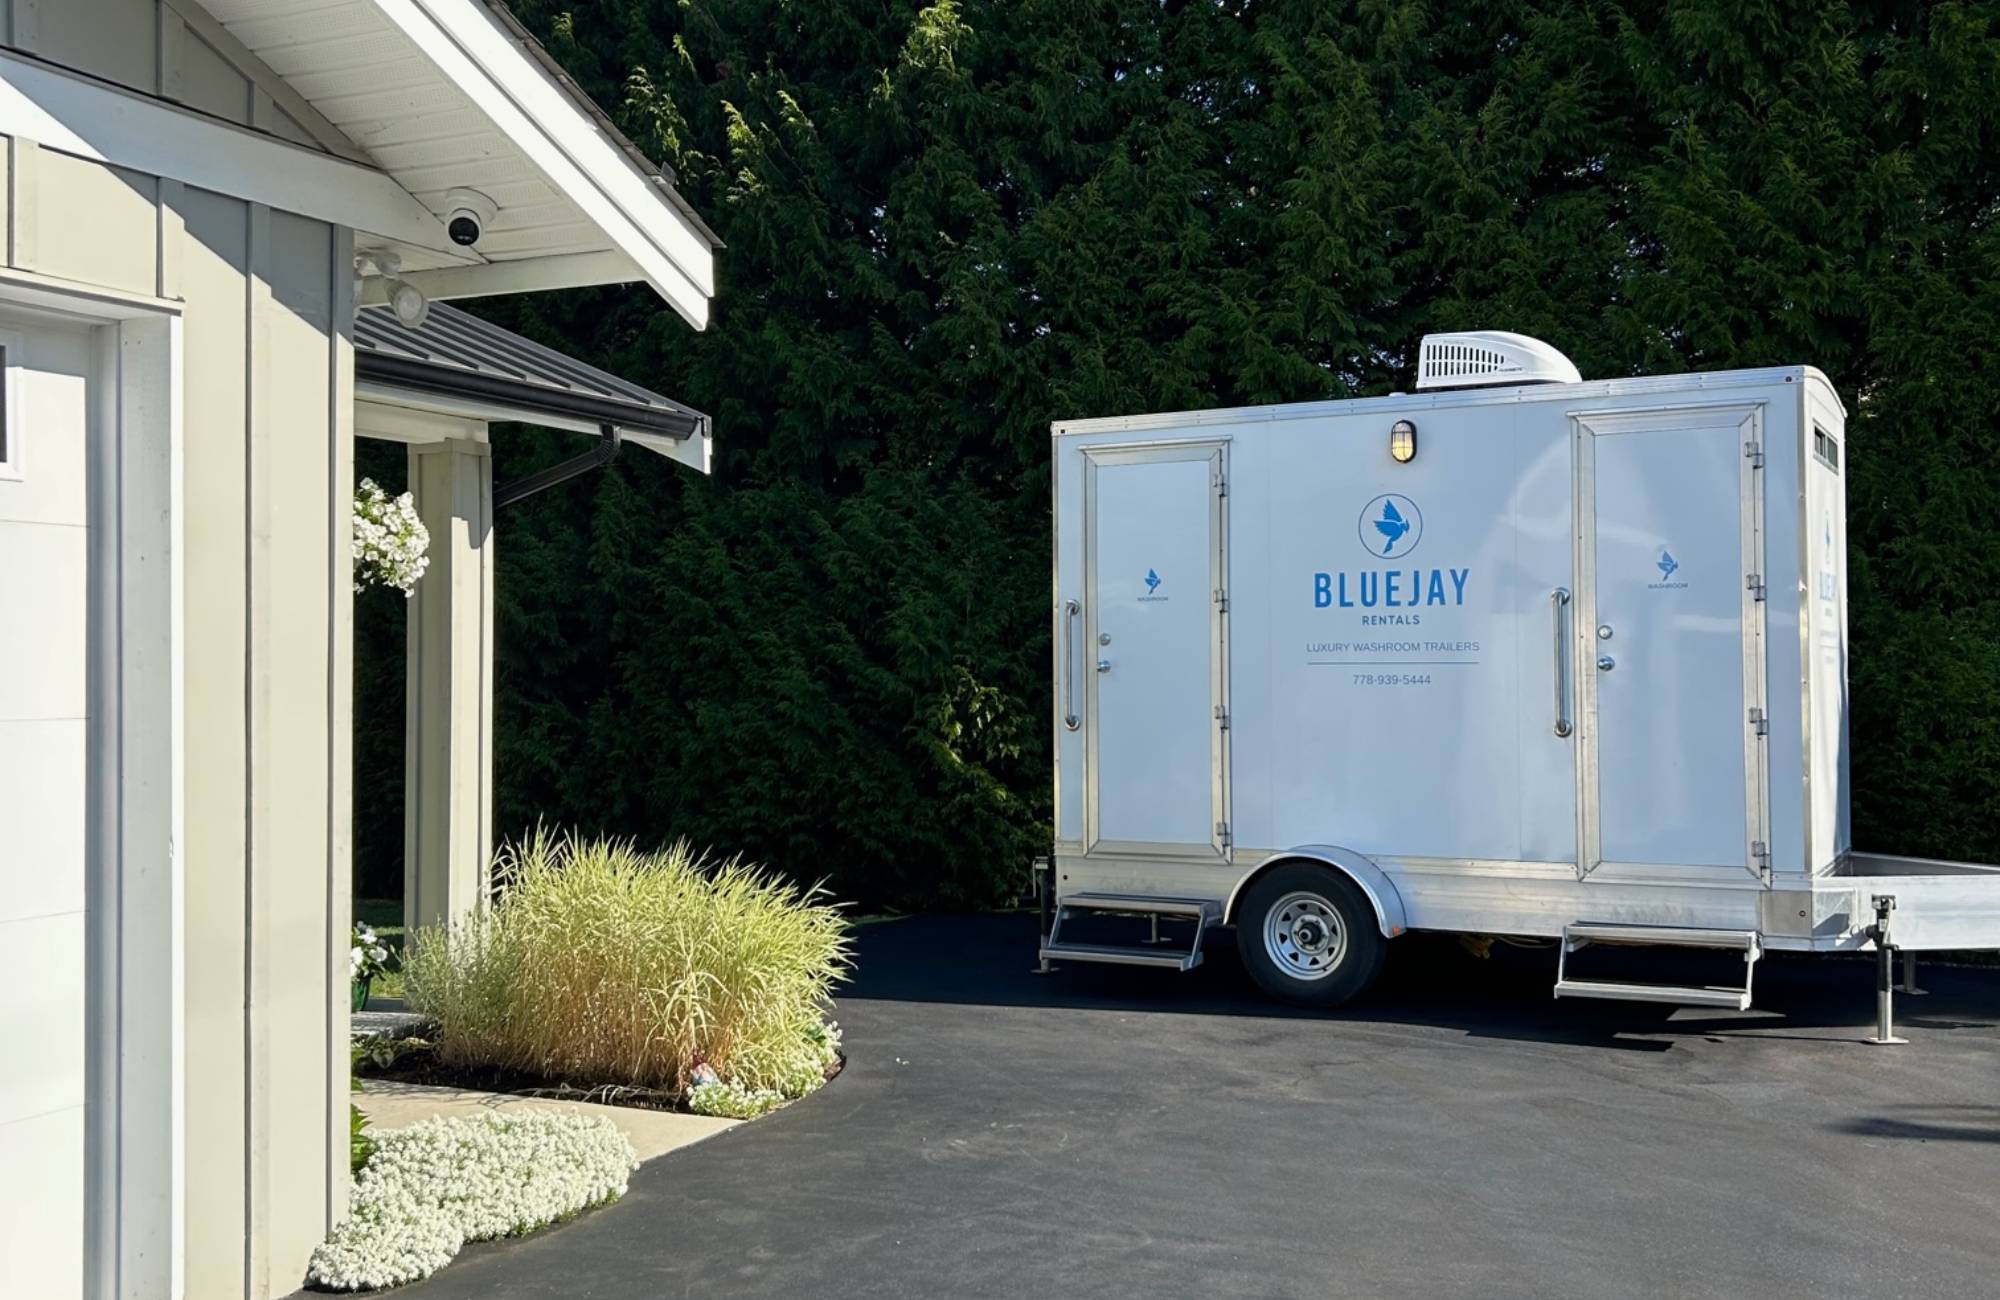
top-left (308, 1111), bottom-right (637, 1291)
top-left (352, 478), bottom-right (431, 596)
top-left (350, 922), bottom-right (394, 983)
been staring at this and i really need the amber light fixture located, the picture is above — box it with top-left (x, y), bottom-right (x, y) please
top-left (1389, 418), bottom-right (1418, 463)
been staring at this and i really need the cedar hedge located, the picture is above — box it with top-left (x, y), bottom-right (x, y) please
top-left (353, 1), bottom-right (2000, 908)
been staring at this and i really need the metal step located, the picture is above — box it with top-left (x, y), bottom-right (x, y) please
top-left (1552, 977), bottom-right (1752, 1010)
top-left (1060, 892), bottom-right (1221, 920)
top-left (1038, 941), bottom-right (1204, 972)
top-left (1554, 921), bottom-right (1762, 1010)
top-left (1038, 893), bottom-right (1219, 974)
top-left (1564, 922), bottom-right (1762, 955)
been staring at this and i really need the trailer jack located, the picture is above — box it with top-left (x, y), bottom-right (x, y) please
top-left (1897, 949), bottom-right (1926, 997)
top-left (1864, 895), bottom-right (1907, 1046)
top-left (1032, 856), bottom-right (1055, 975)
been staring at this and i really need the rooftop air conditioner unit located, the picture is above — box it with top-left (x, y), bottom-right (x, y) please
top-left (1416, 331), bottom-right (1582, 391)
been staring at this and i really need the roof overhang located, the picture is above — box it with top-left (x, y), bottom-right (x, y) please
top-left (355, 301), bottom-right (712, 474)
top-left (360, 0), bottom-right (715, 326)
top-left (185, 0), bottom-right (720, 327)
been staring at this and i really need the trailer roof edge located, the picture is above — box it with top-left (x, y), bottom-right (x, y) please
top-left (1050, 365), bottom-right (1843, 437)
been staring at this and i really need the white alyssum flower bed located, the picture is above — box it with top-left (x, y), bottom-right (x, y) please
top-left (352, 477), bottom-right (430, 595)
top-left (687, 1018), bottom-right (843, 1119)
top-left (308, 1111), bottom-right (637, 1292)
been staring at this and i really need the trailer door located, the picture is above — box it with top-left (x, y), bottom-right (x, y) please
top-left (1575, 406), bottom-right (1768, 881)
top-left (1082, 442), bottom-right (1230, 860)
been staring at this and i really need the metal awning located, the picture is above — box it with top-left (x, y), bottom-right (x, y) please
top-left (355, 301), bottom-right (711, 475)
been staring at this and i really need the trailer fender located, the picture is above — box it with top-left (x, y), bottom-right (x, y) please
top-left (1226, 846), bottom-right (1409, 940)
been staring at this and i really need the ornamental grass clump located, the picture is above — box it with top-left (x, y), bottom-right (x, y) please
top-left (406, 831), bottom-right (851, 1098)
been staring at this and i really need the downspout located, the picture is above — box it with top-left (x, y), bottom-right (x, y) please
top-left (492, 424), bottom-right (622, 510)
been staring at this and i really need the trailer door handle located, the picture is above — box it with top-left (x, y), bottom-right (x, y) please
top-left (1551, 587), bottom-right (1574, 738)
top-left (1062, 599), bottom-right (1082, 731)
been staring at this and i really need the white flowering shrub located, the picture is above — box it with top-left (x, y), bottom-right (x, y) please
top-left (352, 478), bottom-right (430, 596)
top-left (308, 1111), bottom-right (636, 1292)
top-left (687, 1078), bottom-right (788, 1119)
top-left (350, 923), bottom-right (392, 982)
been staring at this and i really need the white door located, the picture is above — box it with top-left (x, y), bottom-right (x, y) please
top-left (0, 316), bottom-right (92, 1297)
top-left (1578, 409), bottom-right (1767, 878)
top-left (1083, 442), bottom-right (1228, 858)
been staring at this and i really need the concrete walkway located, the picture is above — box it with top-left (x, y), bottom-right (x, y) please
top-left (394, 914), bottom-right (2000, 1299)
top-left (356, 1079), bottom-right (738, 1163)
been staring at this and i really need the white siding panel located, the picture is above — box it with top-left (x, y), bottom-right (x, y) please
top-left (22, 0), bottom-right (159, 93)
top-left (173, 181), bottom-right (254, 1300)
top-left (268, 103), bottom-right (324, 149)
top-left (23, 150), bottom-right (160, 296)
top-left (176, 28), bottom-right (257, 124)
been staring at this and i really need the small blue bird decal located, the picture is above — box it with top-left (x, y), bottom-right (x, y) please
top-left (1145, 568), bottom-right (1161, 594)
top-left (1374, 499), bottom-right (1411, 555)
top-left (1658, 550), bottom-right (1679, 580)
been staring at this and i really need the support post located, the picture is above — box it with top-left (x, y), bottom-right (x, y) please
top-left (1898, 948), bottom-right (1926, 996)
top-left (404, 438), bottom-right (495, 939)
top-left (1865, 895), bottom-right (1906, 1046)
top-left (1033, 855), bottom-right (1054, 975)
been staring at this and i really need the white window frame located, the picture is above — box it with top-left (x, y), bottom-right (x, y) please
top-left (0, 327), bottom-right (23, 480)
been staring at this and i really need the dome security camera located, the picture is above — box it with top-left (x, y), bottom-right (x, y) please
top-left (444, 188), bottom-right (498, 248)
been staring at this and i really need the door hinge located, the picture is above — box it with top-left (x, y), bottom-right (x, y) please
top-left (1214, 704), bottom-right (1230, 731)
top-left (1212, 464), bottom-right (1228, 497)
top-left (1216, 821), bottom-right (1232, 850)
top-left (1748, 707), bottom-right (1769, 736)
top-left (1751, 840), bottom-right (1771, 871)
top-left (1746, 573), bottom-right (1766, 601)
top-left (1213, 587), bottom-right (1229, 613)
top-left (1744, 441), bottom-right (1765, 469)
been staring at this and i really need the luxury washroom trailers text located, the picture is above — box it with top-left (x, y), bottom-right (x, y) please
top-left (1043, 332), bottom-right (2000, 1010)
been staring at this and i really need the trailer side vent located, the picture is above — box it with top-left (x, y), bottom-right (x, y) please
top-left (1416, 331), bottom-right (1583, 391)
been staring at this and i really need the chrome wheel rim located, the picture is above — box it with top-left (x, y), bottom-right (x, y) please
top-left (1263, 891), bottom-right (1347, 981)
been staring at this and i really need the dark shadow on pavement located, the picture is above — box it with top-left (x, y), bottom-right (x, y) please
top-left (841, 912), bottom-right (2000, 1052)
top-left (1833, 1106), bottom-right (2000, 1144)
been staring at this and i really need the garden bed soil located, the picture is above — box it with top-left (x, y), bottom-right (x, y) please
top-left (355, 1039), bottom-right (845, 1114)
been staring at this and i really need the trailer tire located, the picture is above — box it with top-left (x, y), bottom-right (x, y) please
top-left (1236, 863), bottom-right (1386, 1006)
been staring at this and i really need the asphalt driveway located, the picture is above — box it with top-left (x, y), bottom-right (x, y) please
top-left (398, 914), bottom-right (2000, 1299)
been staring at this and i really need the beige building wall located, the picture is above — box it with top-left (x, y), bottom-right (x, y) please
top-left (3, 3), bottom-right (360, 1295)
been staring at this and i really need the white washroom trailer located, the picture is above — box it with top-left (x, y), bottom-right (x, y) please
top-left (1042, 331), bottom-right (2000, 1017)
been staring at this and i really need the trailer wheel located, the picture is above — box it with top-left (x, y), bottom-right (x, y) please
top-left (1236, 864), bottom-right (1385, 1006)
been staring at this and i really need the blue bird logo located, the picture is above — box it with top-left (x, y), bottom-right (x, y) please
top-left (1357, 494), bottom-right (1423, 559)
top-left (1373, 499), bottom-right (1411, 555)
top-left (1144, 568), bottom-right (1161, 594)
top-left (1658, 550), bottom-right (1679, 580)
